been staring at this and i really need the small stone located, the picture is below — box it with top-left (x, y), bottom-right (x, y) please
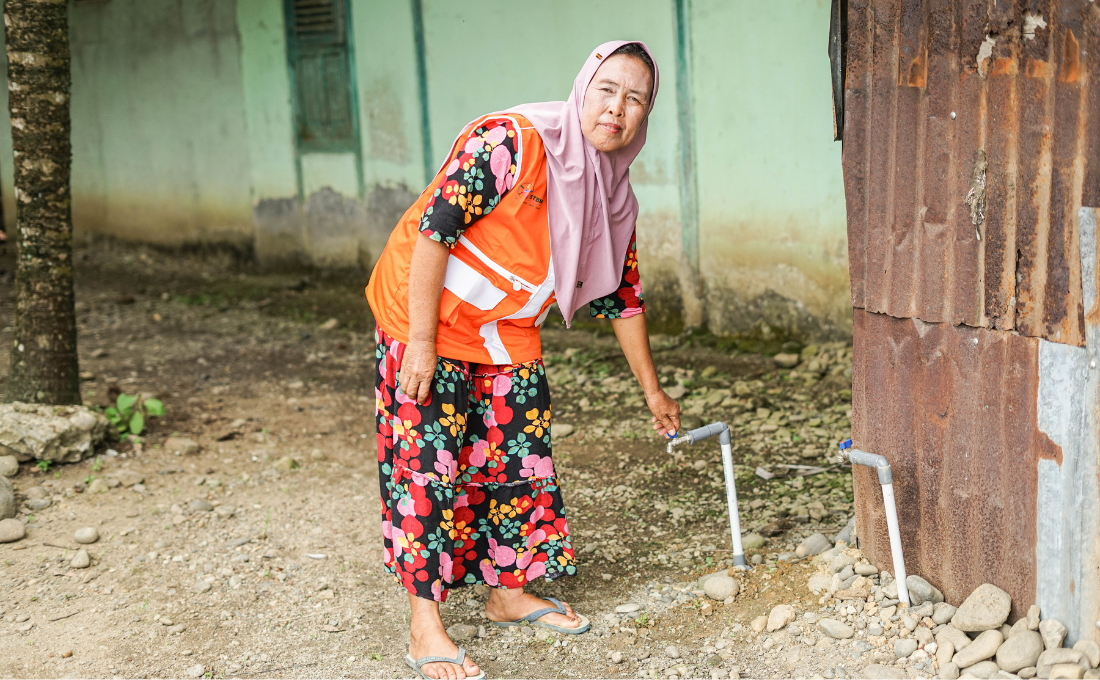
top-left (0, 517), bottom-right (26, 543)
top-left (808, 573), bottom-right (833, 594)
top-left (610, 651), bottom-right (623, 664)
top-left (61, 650), bottom-right (72, 658)
top-left (796, 533), bottom-right (832, 558)
top-left (905, 575), bottom-right (935, 604)
top-left (1038, 648), bottom-right (1087, 669)
top-left (70, 549), bottom-right (91, 569)
top-left (773, 353), bottom-right (801, 369)
top-left (191, 580), bottom-right (212, 594)
top-left (818, 618), bottom-right (854, 639)
top-left (751, 616), bottom-right (768, 633)
top-left (184, 664), bottom-right (205, 678)
top-left (997, 630), bottom-right (1044, 673)
top-left (938, 625), bottom-right (973, 653)
top-left (901, 615), bottom-right (918, 631)
top-left (167, 625), bottom-right (186, 635)
top-left (26, 498), bottom-right (51, 511)
top-left (952, 583), bottom-right (1012, 632)
top-left (74, 527), bottom-right (99, 544)
top-left (0, 456), bottom-right (18, 478)
top-left (666, 646), bottom-right (680, 659)
top-left (941, 661), bottom-right (961, 679)
top-left (1040, 619), bottom-right (1068, 650)
top-left (446, 623), bottom-right (477, 642)
top-left (189, 500), bottom-right (214, 512)
top-left (214, 505), bottom-right (235, 519)
top-left (273, 456), bottom-right (300, 472)
top-left (1019, 667), bottom-right (1038, 679)
top-left (829, 552), bottom-right (857, 574)
top-left (309, 449), bottom-right (326, 461)
top-left (1084, 671), bottom-right (1100, 680)
top-left (966, 660), bottom-right (1002, 678)
top-left (703, 575), bottom-right (738, 601)
top-left (934, 603), bottom-right (960, 625)
top-left (953, 630), bottom-right (1003, 668)
top-left (1009, 619), bottom-right (1032, 638)
top-left (319, 318), bottom-right (339, 330)
top-left (0, 477), bottom-right (14, 519)
top-left (1073, 641), bottom-right (1100, 669)
top-left (616, 603), bottom-right (642, 613)
top-left (114, 470), bottom-right (144, 487)
top-left (166, 438), bottom-right (201, 456)
top-left (938, 641), bottom-right (956, 669)
top-left (894, 638), bottom-right (918, 658)
top-left (87, 478), bottom-right (109, 494)
top-left (855, 562), bottom-right (878, 576)
top-left (741, 533), bottom-right (766, 550)
top-left (1050, 665), bottom-right (1085, 680)
top-left (860, 664), bottom-right (908, 679)
top-left (1026, 605), bottom-right (1041, 630)
top-left (767, 605), bottom-right (796, 632)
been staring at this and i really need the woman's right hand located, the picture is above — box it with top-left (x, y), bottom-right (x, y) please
top-left (399, 339), bottom-right (438, 405)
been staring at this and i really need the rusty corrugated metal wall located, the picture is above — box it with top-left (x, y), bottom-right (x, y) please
top-left (843, 0), bottom-right (1100, 623)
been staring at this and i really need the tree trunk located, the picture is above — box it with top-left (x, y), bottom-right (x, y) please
top-left (3, 0), bottom-right (80, 405)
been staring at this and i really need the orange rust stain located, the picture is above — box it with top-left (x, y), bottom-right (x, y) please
top-left (905, 50), bottom-right (928, 88)
top-left (1058, 30), bottom-right (1079, 83)
top-left (992, 58), bottom-right (1019, 77)
top-left (1027, 59), bottom-right (1053, 79)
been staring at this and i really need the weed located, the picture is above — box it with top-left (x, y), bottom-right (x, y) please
top-left (104, 393), bottom-right (165, 437)
top-left (90, 457), bottom-right (103, 472)
top-left (84, 475), bottom-right (96, 485)
top-left (36, 460), bottom-right (51, 472)
top-left (370, 653), bottom-right (383, 662)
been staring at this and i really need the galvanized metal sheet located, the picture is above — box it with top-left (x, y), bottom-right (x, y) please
top-left (851, 308), bottom-right (1061, 620)
top-left (843, 0), bottom-right (1099, 347)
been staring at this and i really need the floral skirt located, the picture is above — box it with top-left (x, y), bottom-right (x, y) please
top-left (375, 328), bottom-right (576, 601)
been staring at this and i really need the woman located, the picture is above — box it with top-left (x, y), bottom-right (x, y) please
top-left (367, 40), bottom-right (681, 680)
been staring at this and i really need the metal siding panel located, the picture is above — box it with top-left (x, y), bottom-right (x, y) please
top-left (1083, 6), bottom-right (1100, 207)
top-left (845, 0), bottom-right (873, 309)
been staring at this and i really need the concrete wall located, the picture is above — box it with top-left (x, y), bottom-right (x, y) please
top-left (0, 0), bottom-right (850, 340)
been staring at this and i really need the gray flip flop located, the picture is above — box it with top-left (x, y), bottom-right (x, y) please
top-left (489, 597), bottom-right (591, 635)
top-left (405, 647), bottom-right (486, 680)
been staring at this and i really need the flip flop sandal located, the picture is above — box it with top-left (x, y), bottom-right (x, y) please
top-left (490, 597), bottom-right (591, 635)
top-left (404, 647), bottom-right (486, 680)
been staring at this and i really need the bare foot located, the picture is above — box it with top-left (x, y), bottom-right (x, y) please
top-left (408, 595), bottom-right (481, 679)
top-left (485, 587), bottom-right (584, 630)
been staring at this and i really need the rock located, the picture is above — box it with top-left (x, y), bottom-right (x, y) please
top-left (552, 423), bottom-right (574, 439)
top-left (952, 583), bottom-right (1012, 632)
top-left (855, 562), bottom-right (878, 576)
top-left (906, 575), bottom-right (936, 604)
top-left (74, 527), bottom-right (99, 544)
top-left (26, 498), bottom-right (51, 511)
top-left (938, 641), bottom-right (956, 668)
top-left (741, 533), bottom-right (765, 550)
top-left (767, 605), bottom-right (796, 632)
top-left (796, 533), bottom-right (832, 558)
top-left (192, 580), bottom-right (212, 594)
top-left (1050, 665), bottom-right (1085, 680)
top-left (310, 449), bottom-right (326, 461)
top-left (319, 317), bottom-right (340, 330)
top-left (666, 646), bottom-right (680, 659)
top-left (70, 549), bottom-right (91, 569)
top-left (0, 517), bottom-right (26, 543)
top-left (0, 403), bottom-right (110, 463)
top-left (1040, 619), bottom-right (1068, 650)
top-left (997, 630), bottom-right (1044, 673)
top-left (941, 661), bottom-right (961, 679)
top-left (1085, 671), bottom-right (1100, 680)
top-left (215, 505), bottom-right (235, 519)
top-left (167, 624), bottom-right (185, 635)
top-left (751, 616), bottom-right (768, 633)
top-left (704, 575), bottom-right (738, 601)
top-left (835, 516), bottom-right (857, 546)
top-left (1019, 667), bottom-right (1038, 679)
top-left (773, 353), bottom-right (801, 369)
top-left (165, 437), bottom-right (201, 456)
top-left (1073, 641), bottom-right (1100, 669)
top-left (1026, 605), bottom-right (1041, 630)
top-left (446, 623), bottom-right (477, 642)
top-left (1009, 619), bottom-right (1032, 638)
top-left (915, 626), bottom-right (935, 647)
top-left (87, 478), bottom-right (109, 494)
top-left (184, 664), bottom-right (205, 678)
top-left (954, 630), bottom-right (1003, 668)
top-left (965, 660), bottom-right (1002, 678)
top-left (808, 573), bottom-right (833, 594)
top-left (610, 651), bottom-right (623, 664)
top-left (818, 618), bottom-right (854, 639)
top-left (860, 664), bottom-right (907, 679)
top-left (895, 638), bottom-right (918, 658)
top-left (829, 552), bottom-right (857, 574)
top-left (615, 603), bottom-right (642, 613)
top-left (901, 615), bottom-right (918, 632)
top-left (189, 500), bottom-right (214, 512)
top-left (1037, 649), bottom-right (1087, 674)
top-left (934, 603), bottom-right (960, 625)
top-left (24, 486), bottom-right (46, 500)
top-left (0, 456), bottom-right (18, 478)
top-left (114, 470), bottom-right (144, 487)
top-left (273, 456), bottom-right (300, 472)
top-left (0, 476), bottom-right (14, 519)
top-left (938, 625), bottom-right (973, 653)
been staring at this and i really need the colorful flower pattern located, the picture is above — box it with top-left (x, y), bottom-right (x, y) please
top-left (589, 230), bottom-right (646, 319)
top-left (419, 118), bottom-right (520, 248)
top-left (375, 328), bottom-right (575, 602)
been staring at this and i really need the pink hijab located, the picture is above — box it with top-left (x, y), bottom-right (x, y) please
top-left (509, 41), bottom-right (660, 325)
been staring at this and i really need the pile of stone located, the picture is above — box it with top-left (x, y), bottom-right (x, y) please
top-left (800, 535), bottom-right (1100, 680)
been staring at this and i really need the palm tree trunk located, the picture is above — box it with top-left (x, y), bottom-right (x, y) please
top-left (3, 0), bottom-right (80, 405)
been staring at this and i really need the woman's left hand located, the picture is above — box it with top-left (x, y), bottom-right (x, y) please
top-left (645, 389), bottom-right (681, 439)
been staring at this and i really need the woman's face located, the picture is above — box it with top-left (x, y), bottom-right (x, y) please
top-left (580, 54), bottom-right (653, 153)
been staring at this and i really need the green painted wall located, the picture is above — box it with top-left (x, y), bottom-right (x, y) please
top-left (690, 0), bottom-right (850, 336)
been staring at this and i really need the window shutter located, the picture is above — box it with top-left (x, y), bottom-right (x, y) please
top-left (287, 0), bottom-right (357, 152)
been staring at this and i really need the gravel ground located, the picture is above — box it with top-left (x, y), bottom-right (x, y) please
top-left (0, 241), bottom-right (898, 680)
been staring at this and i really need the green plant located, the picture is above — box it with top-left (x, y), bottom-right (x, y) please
top-left (105, 393), bottom-right (165, 437)
top-left (36, 460), bottom-right (52, 472)
top-left (90, 457), bottom-right (103, 472)
top-left (84, 475), bottom-right (95, 485)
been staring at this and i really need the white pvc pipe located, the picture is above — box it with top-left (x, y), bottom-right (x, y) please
top-left (720, 441), bottom-right (747, 566)
top-left (880, 482), bottom-right (911, 606)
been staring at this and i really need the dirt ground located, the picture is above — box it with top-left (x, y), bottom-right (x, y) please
top-left (0, 241), bottom-right (884, 680)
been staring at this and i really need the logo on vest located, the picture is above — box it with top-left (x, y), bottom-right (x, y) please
top-left (514, 183), bottom-right (544, 210)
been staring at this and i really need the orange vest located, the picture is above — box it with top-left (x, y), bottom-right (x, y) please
top-left (366, 114), bottom-right (555, 365)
